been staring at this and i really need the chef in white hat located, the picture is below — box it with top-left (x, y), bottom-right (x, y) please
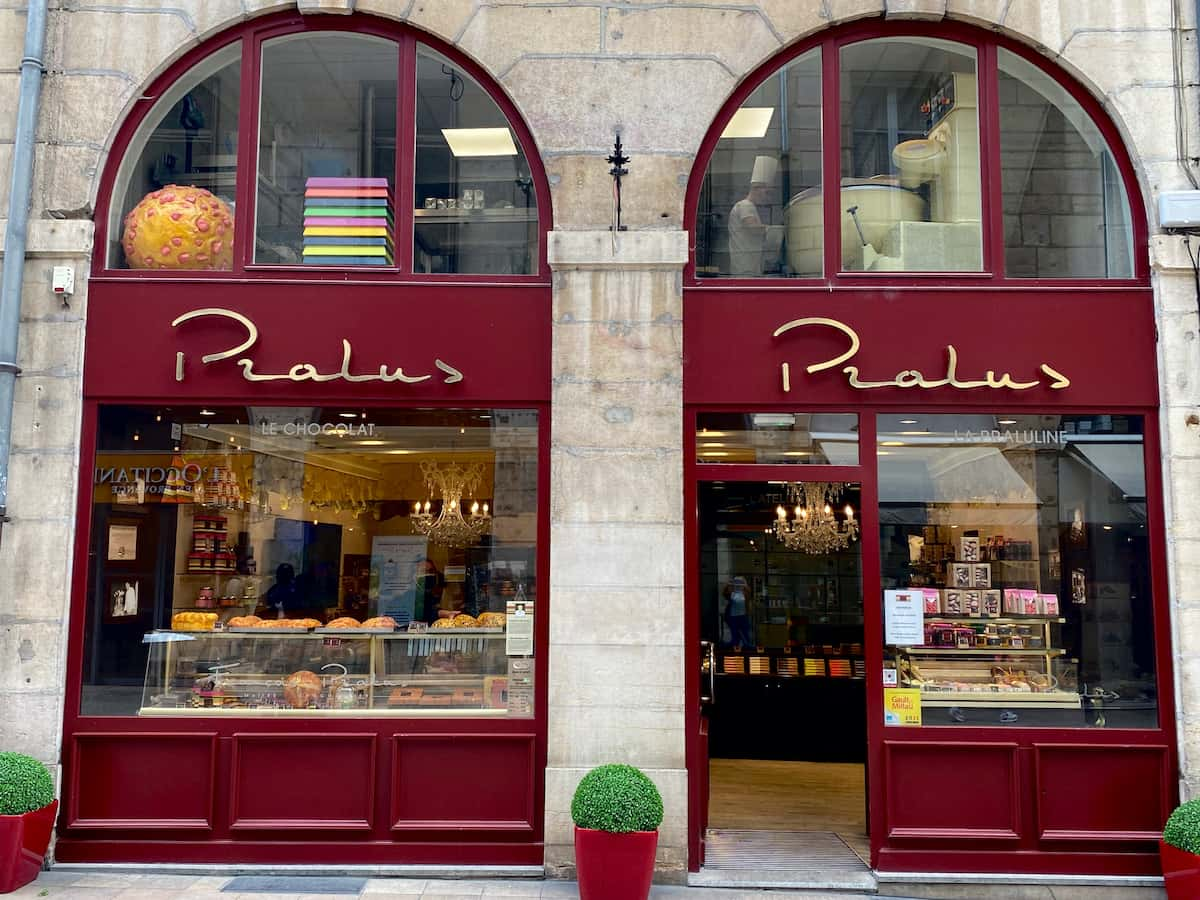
top-left (727, 155), bottom-right (782, 276)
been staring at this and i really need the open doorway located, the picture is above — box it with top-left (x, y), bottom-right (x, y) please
top-left (698, 480), bottom-right (869, 874)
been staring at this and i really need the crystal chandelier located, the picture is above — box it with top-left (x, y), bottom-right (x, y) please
top-left (410, 460), bottom-right (491, 548)
top-left (773, 482), bottom-right (859, 554)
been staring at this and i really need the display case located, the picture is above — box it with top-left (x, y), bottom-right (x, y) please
top-left (139, 627), bottom-right (532, 717)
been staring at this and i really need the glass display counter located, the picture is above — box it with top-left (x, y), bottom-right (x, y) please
top-left (139, 628), bottom-right (531, 717)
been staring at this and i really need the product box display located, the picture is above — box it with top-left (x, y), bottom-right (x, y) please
top-left (948, 562), bottom-right (972, 589)
top-left (971, 563), bottom-right (991, 588)
top-left (137, 629), bottom-right (530, 717)
top-left (922, 588), bottom-right (941, 614)
top-left (959, 536), bottom-right (980, 562)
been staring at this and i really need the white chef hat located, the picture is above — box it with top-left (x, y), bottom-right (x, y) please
top-left (750, 155), bottom-right (779, 185)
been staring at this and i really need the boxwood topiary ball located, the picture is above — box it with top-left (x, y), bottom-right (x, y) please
top-left (571, 763), bottom-right (664, 833)
top-left (0, 752), bottom-right (54, 816)
top-left (1165, 798), bottom-right (1200, 855)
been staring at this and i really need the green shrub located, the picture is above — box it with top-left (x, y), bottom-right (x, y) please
top-left (0, 753), bottom-right (54, 816)
top-left (1165, 798), bottom-right (1200, 854)
top-left (571, 764), bottom-right (663, 833)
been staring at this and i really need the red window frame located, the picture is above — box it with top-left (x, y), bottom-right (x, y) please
top-left (683, 20), bottom-right (1150, 289)
top-left (91, 11), bottom-right (553, 284)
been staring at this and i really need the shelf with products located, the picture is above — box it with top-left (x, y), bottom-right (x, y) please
top-left (901, 647), bottom-right (1065, 657)
top-left (137, 627), bottom-right (531, 718)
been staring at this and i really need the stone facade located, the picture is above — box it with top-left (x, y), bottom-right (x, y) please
top-left (1, 0), bottom-right (1198, 881)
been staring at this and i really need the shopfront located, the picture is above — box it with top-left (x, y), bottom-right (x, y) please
top-left (683, 22), bottom-right (1174, 878)
top-left (57, 12), bottom-right (551, 865)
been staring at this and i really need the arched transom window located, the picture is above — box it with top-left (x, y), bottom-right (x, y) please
top-left (693, 31), bottom-right (1138, 281)
top-left (102, 18), bottom-right (544, 277)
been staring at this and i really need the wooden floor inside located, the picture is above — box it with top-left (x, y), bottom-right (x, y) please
top-left (708, 758), bottom-right (868, 861)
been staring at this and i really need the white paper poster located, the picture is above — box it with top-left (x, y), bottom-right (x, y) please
top-left (107, 524), bottom-right (138, 561)
top-left (884, 589), bottom-right (924, 646)
top-left (370, 535), bottom-right (427, 626)
top-left (505, 598), bottom-right (534, 656)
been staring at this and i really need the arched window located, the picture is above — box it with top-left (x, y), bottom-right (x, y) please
top-left (101, 19), bottom-right (545, 276)
top-left (692, 31), bottom-right (1138, 280)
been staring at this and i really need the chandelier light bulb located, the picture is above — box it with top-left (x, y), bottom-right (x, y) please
top-left (776, 505), bottom-right (786, 520)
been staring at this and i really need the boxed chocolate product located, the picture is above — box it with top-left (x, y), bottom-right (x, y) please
top-left (1003, 589), bottom-right (1023, 615)
top-left (944, 590), bottom-right (963, 615)
top-left (1020, 589), bottom-right (1040, 615)
top-left (1038, 593), bottom-right (1060, 615)
top-left (1009, 636), bottom-right (1025, 649)
top-left (922, 588), bottom-right (941, 615)
top-left (959, 536), bottom-right (980, 562)
top-left (956, 627), bottom-right (974, 649)
top-left (983, 590), bottom-right (1002, 617)
top-left (948, 563), bottom-right (972, 589)
top-left (965, 590), bottom-right (982, 617)
top-left (972, 563), bottom-right (991, 588)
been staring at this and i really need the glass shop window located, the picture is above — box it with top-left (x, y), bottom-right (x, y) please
top-left (998, 49), bottom-right (1134, 278)
top-left (413, 45), bottom-right (539, 274)
top-left (840, 38), bottom-right (982, 272)
top-left (877, 414), bottom-right (1156, 729)
top-left (696, 412), bottom-right (859, 465)
top-left (82, 406), bottom-right (539, 718)
top-left (255, 33), bottom-right (399, 265)
top-left (107, 42), bottom-right (240, 270)
top-left (695, 48), bottom-right (822, 278)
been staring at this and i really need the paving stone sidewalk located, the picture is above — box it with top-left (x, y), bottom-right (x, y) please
top-left (11, 870), bottom-right (891, 900)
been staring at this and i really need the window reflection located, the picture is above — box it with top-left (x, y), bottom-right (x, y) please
top-left (255, 33), bottom-right (398, 265)
top-left (840, 38), bottom-right (982, 272)
top-left (696, 49), bottom-right (822, 277)
top-left (108, 43), bottom-right (240, 270)
top-left (879, 414), bottom-right (1155, 729)
top-left (998, 49), bottom-right (1133, 278)
top-left (414, 46), bottom-right (538, 274)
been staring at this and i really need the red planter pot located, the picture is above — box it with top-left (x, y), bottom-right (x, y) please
top-left (0, 800), bottom-right (58, 895)
top-left (1161, 840), bottom-right (1200, 900)
top-left (575, 826), bottom-right (658, 900)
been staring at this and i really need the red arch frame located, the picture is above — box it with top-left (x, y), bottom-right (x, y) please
top-left (682, 19), bottom-right (1150, 288)
top-left (90, 10), bottom-right (553, 283)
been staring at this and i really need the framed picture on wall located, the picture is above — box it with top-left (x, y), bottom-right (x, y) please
top-left (107, 523), bottom-right (139, 562)
top-left (104, 577), bottom-right (142, 621)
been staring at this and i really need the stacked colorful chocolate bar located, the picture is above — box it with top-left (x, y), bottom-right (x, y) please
top-left (302, 177), bottom-right (393, 266)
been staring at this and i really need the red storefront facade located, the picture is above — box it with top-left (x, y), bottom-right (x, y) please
top-left (682, 22), bottom-right (1174, 878)
top-left (57, 13), bottom-right (554, 866)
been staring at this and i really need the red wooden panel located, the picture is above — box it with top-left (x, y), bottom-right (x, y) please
top-left (682, 288), bottom-right (1156, 408)
top-left (83, 281), bottom-right (551, 405)
top-left (230, 733), bottom-right (375, 830)
top-left (391, 733), bottom-right (535, 834)
top-left (1035, 744), bottom-right (1170, 841)
top-left (884, 741), bottom-right (1020, 840)
top-left (68, 733), bottom-right (215, 829)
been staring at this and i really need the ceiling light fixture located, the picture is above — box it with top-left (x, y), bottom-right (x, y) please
top-left (441, 127), bottom-right (518, 157)
top-left (720, 106), bottom-right (775, 139)
top-left (773, 482), bottom-right (859, 555)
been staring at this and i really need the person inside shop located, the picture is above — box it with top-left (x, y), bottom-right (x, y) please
top-left (260, 563), bottom-right (305, 619)
top-left (380, 558), bottom-right (444, 625)
top-left (727, 155), bottom-right (783, 276)
top-left (722, 576), bottom-right (755, 649)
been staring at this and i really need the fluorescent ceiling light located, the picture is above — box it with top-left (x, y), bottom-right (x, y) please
top-left (721, 107), bottom-right (775, 139)
top-left (441, 127), bottom-right (518, 157)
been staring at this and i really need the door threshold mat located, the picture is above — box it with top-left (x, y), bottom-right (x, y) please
top-left (695, 829), bottom-right (876, 891)
top-left (223, 875), bottom-right (367, 894)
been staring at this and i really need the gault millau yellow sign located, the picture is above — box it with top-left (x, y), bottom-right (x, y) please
top-left (884, 688), bottom-right (923, 726)
top-left (773, 317), bottom-right (1070, 393)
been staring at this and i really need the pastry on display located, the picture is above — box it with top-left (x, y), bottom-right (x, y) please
top-left (430, 617), bottom-right (458, 629)
top-left (361, 616), bottom-right (397, 630)
top-left (387, 687), bottom-right (423, 706)
top-left (226, 615), bottom-right (262, 627)
top-left (476, 612), bottom-right (506, 628)
top-left (171, 611), bottom-right (218, 631)
top-left (282, 670), bottom-right (322, 708)
top-left (325, 617), bottom-right (361, 629)
top-left (451, 613), bottom-right (479, 628)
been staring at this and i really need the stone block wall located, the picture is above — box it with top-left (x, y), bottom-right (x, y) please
top-left (0, 0), bottom-right (1197, 879)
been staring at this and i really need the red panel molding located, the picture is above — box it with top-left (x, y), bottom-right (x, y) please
top-left (67, 733), bottom-right (216, 830)
top-left (1034, 744), bottom-right (1170, 842)
top-left (230, 733), bottom-right (376, 831)
top-left (390, 733), bottom-right (536, 835)
top-left (884, 741), bottom-right (1021, 841)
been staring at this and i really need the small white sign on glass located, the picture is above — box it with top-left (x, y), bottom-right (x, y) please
top-left (884, 589), bottom-right (925, 646)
